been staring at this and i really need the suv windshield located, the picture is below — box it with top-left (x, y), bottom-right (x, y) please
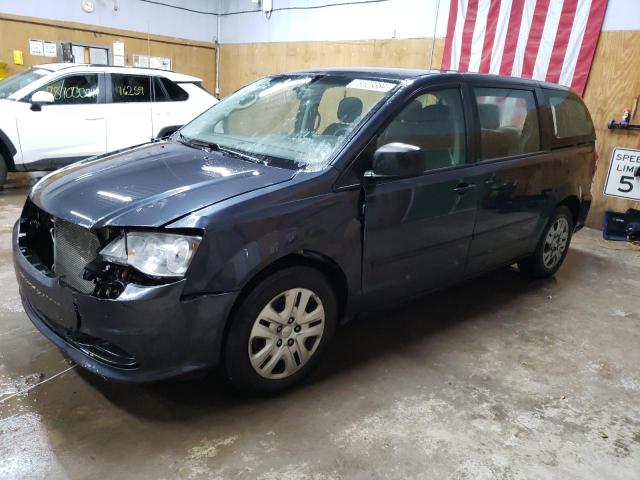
top-left (0, 69), bottom-right (49, 99)
top-left (179, 74), bottom-right (398, 171)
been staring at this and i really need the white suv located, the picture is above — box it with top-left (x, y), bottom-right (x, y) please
top-left (0, 63), bottom-right (218, 185)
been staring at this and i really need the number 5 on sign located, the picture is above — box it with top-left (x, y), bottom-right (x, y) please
top-left (604, 148), bottom-right (640, 201)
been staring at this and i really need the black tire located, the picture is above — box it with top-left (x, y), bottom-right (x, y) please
top-left (224, 266), bottom-right (337, 394)
top-left (0, 154), bottom-right (7, 188)
top-left (518, 206), bottom-right (574, 279)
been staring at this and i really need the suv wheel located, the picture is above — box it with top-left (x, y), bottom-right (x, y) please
top-left (224, 266), bottom-right (337, 393)
top-left (518, 206), bottom-right (573, 278)
top-left (0, 154), bottom-right (7, 187)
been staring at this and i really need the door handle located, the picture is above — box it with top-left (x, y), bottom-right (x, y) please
top-left (85, 117), bottom-right (104, 121)
top-left (453, 183), bottom-right (477, 194)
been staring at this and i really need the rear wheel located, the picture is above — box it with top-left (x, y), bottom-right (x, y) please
top-left (224, 266), bottom-right (337, 393)
top-left (518, 206), bottom-right (573, 278)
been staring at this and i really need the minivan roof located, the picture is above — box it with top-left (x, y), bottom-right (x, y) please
top-left (291, 67), bottom-right (572, 92)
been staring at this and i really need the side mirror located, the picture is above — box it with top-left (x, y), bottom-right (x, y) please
top-left (30, 91), bottom-right (55, 111)
top-left (364, 142), bottom-right (424, 180)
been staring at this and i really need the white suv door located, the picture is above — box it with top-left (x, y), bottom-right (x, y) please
top-left (16, 72), bottom-right (106, 168)
top-left (151, 76), bottom-right (192, 137)
top-left (105, 74), bottom-right (153, 151)
top-left (151, 77), bottom-right (218, 137)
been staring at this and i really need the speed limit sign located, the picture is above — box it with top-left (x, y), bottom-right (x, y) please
top-left (603, 148), bottom-right (640, 201)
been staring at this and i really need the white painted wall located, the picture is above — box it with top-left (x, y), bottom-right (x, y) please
top-left (220, 0), bottom-right (640, 44)
top-left (1, 0), bottom-right (638, 46)
top-left (221, 0), bottom-right (450, 44)
top-left (0, 0), bottom-right (219, 42)
top-left (602, 0), bottom-right (640, 31)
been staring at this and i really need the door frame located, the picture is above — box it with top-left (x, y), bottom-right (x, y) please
top-left (103, 72), bottom-right (154, 150)
top-left (61, 41), bottom-right (112, 65)
top-left (462, 80), bottom-right (559, 276)
top-left (358, 81), bottom-right (481, 300)
top-left (335, 77), bottom-right (478, 191)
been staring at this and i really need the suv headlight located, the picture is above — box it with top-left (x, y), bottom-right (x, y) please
top-left (100, 232), bottom-right (202, 278)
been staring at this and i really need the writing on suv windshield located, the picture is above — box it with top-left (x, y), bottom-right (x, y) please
top-left (179, 75), bottom-right (397, 171)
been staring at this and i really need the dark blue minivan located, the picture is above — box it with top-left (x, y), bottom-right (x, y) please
top-left (13, 68), bottom-right (595, 392)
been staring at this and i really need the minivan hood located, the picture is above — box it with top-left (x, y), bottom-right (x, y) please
top-left (30, 141), bottom-right (296, 228)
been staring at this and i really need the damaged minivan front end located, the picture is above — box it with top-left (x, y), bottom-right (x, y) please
top-left (11, 137), bottom-right (299, 381)
top-left (13, 196), bottom-right (239, 381)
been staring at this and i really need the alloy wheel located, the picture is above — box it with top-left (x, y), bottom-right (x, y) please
top-left (542, 217), bottom-right (570, 269)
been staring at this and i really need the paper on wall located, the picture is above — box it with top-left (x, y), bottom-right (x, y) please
top-left (133, 54), bottom-right (149, 68)
top-left (149, 56), bottom-right (171, 71)
top-left (113, 41), bottom-right (125, 56)
top-left (113, 55), bottom-right (125, 67)
top-left (43, 41), bottom-right (57, 57)
top-left (13, 50), bottom-right (24, 66)
top-left (29, 39), bottom-right (44, 56)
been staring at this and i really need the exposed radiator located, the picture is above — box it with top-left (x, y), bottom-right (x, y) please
top-left (54, 220), bottom-right (100, 294)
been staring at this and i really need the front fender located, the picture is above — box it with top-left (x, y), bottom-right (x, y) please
top-left (179, 189), bottom-right (362, 299)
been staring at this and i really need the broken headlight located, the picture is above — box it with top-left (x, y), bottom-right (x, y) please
top-left (100, 232), bottom-right (201, 278)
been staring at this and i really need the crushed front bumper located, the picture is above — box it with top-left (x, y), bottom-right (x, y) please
top-left (13, 221), bottom-right (237, 382)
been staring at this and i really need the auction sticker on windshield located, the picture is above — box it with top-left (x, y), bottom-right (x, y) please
top-left (346, 79), bottom-right (395, 93)
top-left (604, 148), bottom-right (640, 200)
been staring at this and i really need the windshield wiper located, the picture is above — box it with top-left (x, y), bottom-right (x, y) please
top-left (177, 133), bottom-right (265, 165)
top-left (177, 132), bottom-right (218, 151)
top-left (216, 145), bottom-right (265, 165)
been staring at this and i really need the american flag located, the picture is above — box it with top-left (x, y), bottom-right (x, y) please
top-left (441, 0), bottom-right (609, 95)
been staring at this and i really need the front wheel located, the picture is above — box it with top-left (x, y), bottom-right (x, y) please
top-left (224, 266), bottom-right (337, 393)
top-left (518, 206), bottom-right (574, 278)
top-left (0, 155), bottom-right (7, 187)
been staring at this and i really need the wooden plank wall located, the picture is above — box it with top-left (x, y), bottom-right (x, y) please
top-left (220, 31), bottom-right (640, 229)
top-left (581, 31), bottom-right (640, 228)
top-left (0, 13), bottom-right (216, 91)
top-left (219, 38), bottom-right (445, 96)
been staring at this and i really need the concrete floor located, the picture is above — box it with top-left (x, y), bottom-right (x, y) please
top-left (0, 172), bottom-right (639, 480)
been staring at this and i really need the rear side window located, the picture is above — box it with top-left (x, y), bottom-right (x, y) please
top-left (154, 77), bottom-right (189, 102)
top-left (111, 74), bottom-right (151, 103)
top-left (474, 87), bottom-right (540, 160)
top-left (34, 74), bottom-right (99, 105)
top-left (546, 90), bottom-right (593, 140)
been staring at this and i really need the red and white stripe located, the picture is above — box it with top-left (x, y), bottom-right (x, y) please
top-left (441, 0), bottom-right (608, 95)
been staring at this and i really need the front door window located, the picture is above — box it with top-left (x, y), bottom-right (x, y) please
top-left (378, 88), bottom-right (466, 172)
top-left (33, 74), bottom-right (100, 105)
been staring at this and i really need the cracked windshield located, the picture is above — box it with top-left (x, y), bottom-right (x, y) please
top-left (179, 75), bottom-right (398, 171)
